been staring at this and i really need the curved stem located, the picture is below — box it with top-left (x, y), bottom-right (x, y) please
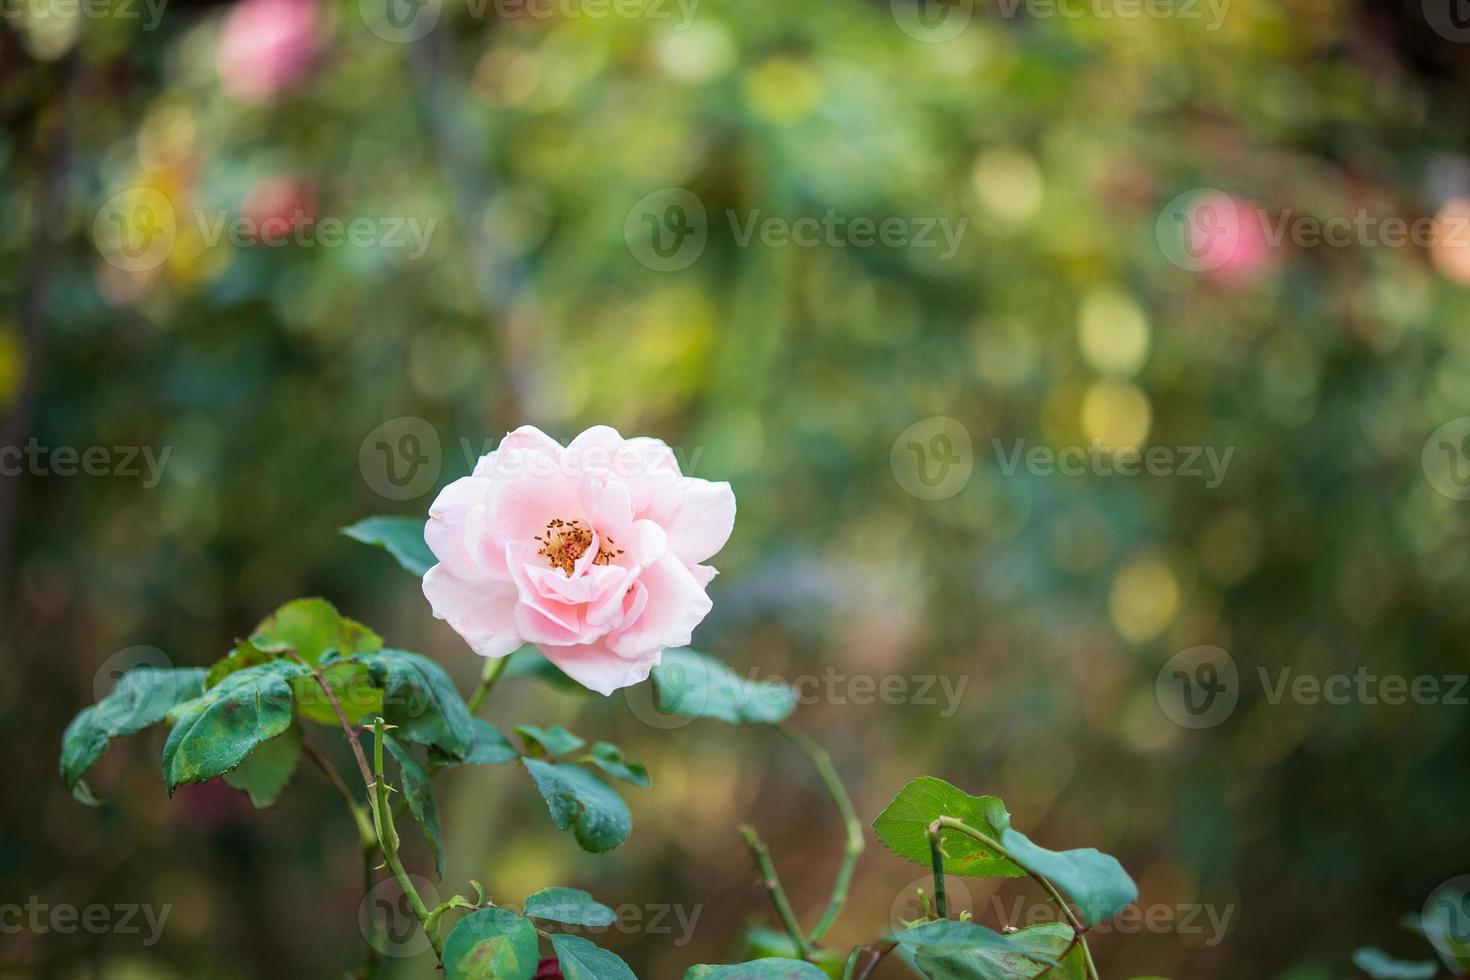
top-left (932, 816), bottom-right (1100, 980)
top-left (290, 652), bottom-right (373, 786)
top-left (740, 824), bottom-right (814, 961)
top-left (777, 724), bottom-right (864, 944)
top-left (926, 821), bottom-right (948, 919)
top-left (466, 655), bottom-right (508, 714)
top-left (369, 719), bottom-right (441, 959)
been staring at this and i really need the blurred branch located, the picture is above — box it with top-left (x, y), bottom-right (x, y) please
top-left (0, 51), bottom-right (75, 621)
top-left (778, 723), bottom-right (864, 944)
top-left (739, 823), bottom-right (813, 961)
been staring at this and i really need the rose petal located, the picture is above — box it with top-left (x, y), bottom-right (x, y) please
top-left (421, 566), bottom-right (521, 658)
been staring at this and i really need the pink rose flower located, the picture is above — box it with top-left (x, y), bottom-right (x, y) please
top-left (421, 426), bottom-right (735, 695)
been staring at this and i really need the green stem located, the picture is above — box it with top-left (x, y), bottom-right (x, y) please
top-left (841, 948), bottom-right (860, 980)
top-left (777, 724), bottom-right (864, 944)
top-left (466, 655), bottom-right (508, 714)
top-left (739, 824), bottom-right (814, 961)
top-left (369, 718), bottom-right (441, 959)
top-left (361, 843), bottom-right (382, 980)
top-left (932, 816), bottom-right (1100, 980)
top-left (926, 821), bottom-right (948, 919)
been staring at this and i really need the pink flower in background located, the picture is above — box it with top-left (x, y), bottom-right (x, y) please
top-left (217, 0), bottom-right (317, 104)
top-left (422, 426), bottom-right (735, 695)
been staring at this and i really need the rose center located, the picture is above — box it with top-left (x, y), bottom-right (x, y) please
top-left (534, 518), bottom-right (623, 576)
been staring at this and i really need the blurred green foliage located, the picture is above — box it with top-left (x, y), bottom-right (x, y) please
top-left (4, 0), bottom-right (1470, 976)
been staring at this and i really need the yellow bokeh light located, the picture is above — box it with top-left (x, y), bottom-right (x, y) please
top-left (971, 147), bottom-right (1043, 227)
top-left (745, 57), bottom-right (823, 126)
top-left (1081, 380), bottom-right (1151, 448)
top-left (1109, 553), bottom-right (1180, 643)
top-left (1078, 286), bottom-right (1149, 377)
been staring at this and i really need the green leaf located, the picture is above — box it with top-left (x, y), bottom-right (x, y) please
top-left (358, 649), bottom-right (476, 758)
top-left (1352, 949), bottom-right (1439, 980)
top-left (523, 887), bottom-right (616, 927)
top-left (736, 927), bottom-right (848, 977)
top-left (588, 741), bottom-right (650, 788)
top-left (60, 666), bottom-right (208, 804)
top-left (652, 649), bottom-right (796, 724)
top-left (522, 758), bottom-right (631, 853)
top-left (161, 660), bottom-right (309, 794)
top-left (505, 646), bottom-right (583, 690)
top-left (205, 599), bottom-right (384, 726)
top-left (1000, 829), bottom-right (1136, 927)
top-left (431, 717), bottom-right (519, 768)
top-left (442, 907), bottom-right (540, 980)
top-left (873, 777), bottom-right (1137, 926)
top-left (892, 919), bottom-right (1040, 960)
top-left (223, 724), bottom-right (303, 808)
top-left (550, 934), bottom-right (637, 979)
top-left (515, 724), bottom-right (586, 757)
top-left (342, 515), bottom-right (436, 577)
top-left (910, 922), bottom-right (1073, 979)
top-left (873, 777), bottom-right (1026, 879)
top-left (380, 732), bottom-right (445, 879)
top-left (683, 961), bottom-right (831, 979)
top-left (290, 659), bottom-right (384, 726)
top-left (250, 597), bottom-right (382, 666)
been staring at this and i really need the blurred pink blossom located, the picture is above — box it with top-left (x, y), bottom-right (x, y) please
top-left (217, 0), bottom-right (318, 104)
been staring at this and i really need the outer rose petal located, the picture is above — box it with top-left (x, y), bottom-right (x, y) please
top-left (473, 425), bottom-right (564, 479)
top-left (606, 554), bottom-right (712, 658)
top-left (425, 476), bottom-right (495, 582)
top-left (422, 566), bottom-right (522, 658)
top-left (641, 477), bottom-right (736, 566)
top-left (538, 640), bottom-right (662, 696)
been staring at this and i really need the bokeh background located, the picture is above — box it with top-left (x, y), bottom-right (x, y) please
top-left (5, 0), bottom-right (1470, 975)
